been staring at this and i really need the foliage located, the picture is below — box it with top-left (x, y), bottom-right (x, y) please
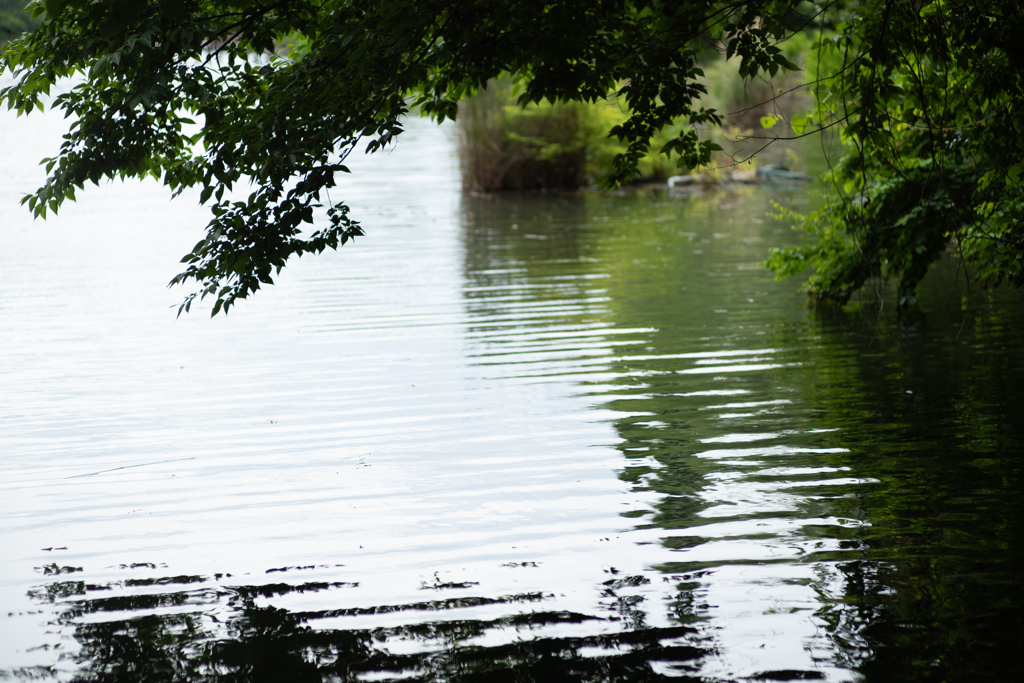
top-left (0, 0), bottom-right (802, 314)
top-left (583, 96), bottom-right (705, 183)
top-left (698, 28), bottom-right (815, 131)
top-left (765, 0), bottom-right (1024, 306)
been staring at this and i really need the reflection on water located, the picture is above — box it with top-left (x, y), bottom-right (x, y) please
top-left (25, 571), bottom-right (705, 682)
top-left (2, 91), bottom-right (1024, 681)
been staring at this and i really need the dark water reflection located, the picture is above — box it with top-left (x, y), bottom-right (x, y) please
top-left (458, 190), bottom-right (1024, 681)
top-left (30, 576), bottom-right (703, 682)
top-left (4, 119), bottom-right (1024, 680)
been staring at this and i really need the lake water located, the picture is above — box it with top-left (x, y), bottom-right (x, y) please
top-left (2, 79), bottom-right (1023, 682)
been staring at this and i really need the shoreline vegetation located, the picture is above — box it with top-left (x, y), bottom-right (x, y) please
top-left (0, 0), bottom-right (36, 45)
top-left (8, 1), bottom-right (1017, 311)
top-left (457, 34), bottom-right (815, 193)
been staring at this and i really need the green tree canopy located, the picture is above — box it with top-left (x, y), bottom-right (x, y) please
top-left (1, 1), bottom-right (1021, 313)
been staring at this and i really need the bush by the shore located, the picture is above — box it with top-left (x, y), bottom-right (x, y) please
top-left (0, 0), bottom-right (37, 44)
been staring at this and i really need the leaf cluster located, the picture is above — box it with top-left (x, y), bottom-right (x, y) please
top-left (766, 0), bottom-right (1024, 306)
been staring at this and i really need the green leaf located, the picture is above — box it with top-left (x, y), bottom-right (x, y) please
top-left (773, 54), bottom-right (801, 72)
top-left (43, 0), bottom-right (68, 19)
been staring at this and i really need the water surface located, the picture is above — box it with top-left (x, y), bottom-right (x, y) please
top-left (2, 82), bottom-right (1023, 682)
